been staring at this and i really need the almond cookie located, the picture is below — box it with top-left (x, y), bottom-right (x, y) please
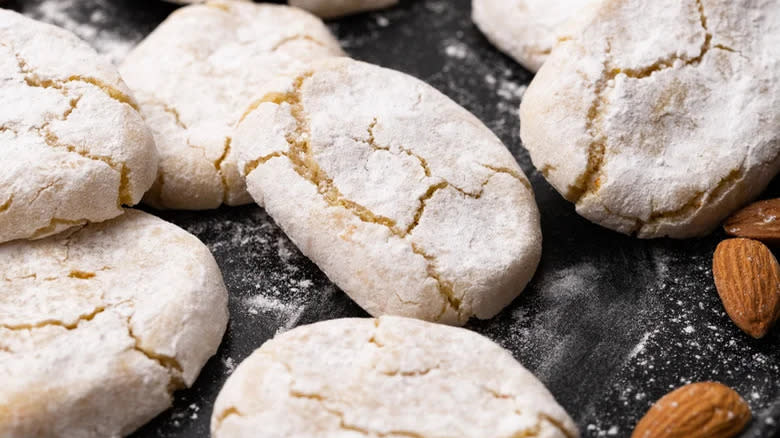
top-left (211, 316), bottom-right (578, 438)
top-left (472, 0), bottom-right (597, 72)
top-left (0, 209), bottom-right (229, 438)
top-left (234, 58), bottom-right (541, 325)
top-left (0, 10), bottom-right (158, 243)
top-left (289, 0), bottom-right (398, 18)
top-left (119, 1), bottom-right (343, 210)
top-left (520, 0), bottom-right (780, 238)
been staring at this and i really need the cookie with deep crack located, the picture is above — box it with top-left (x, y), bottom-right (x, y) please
top-left (234, 57), bottom-right (542, 325)
top-left (211, 316), bottom-right (579, 438)
top-left (0, 10), bottom-right (158, 243)
top-left (520, 0), bottom-right (780, 238)
top-left (0, 209), bottom-right (229, 438)
top-left (120, 1), bottom-right (344, 210)
top-left (289, 0), bottom-right (398, 18)
top-left (472, 0), bottom-right (597, 72)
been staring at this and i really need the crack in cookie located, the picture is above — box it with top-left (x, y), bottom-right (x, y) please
top-left (1, 305), bottom-right (106, 331)
top-left (2, 37), bottom-right (149, 243)
top-left (240, 74), bottom-right (468, 316)
top-left (242, 73), bottom-right (534, 320)
top-left (0, 195), bottom-right (12, 213)
top-left (567, 0), bottom-right (748, 234)
top-left (271, 34), bottom-right (330, 52)
top-left (38, 125), bottom-right (132, 208)
top-left (29, 218), bottom-right (89, 239)
top-left (125, 315), bottom-right (186, 394)
top-left (212, 326), bottom-right (560, 438)
top-left (214, 137), bottom-right (233, 203)
top-left (15, 51), bottom-right (139, 111)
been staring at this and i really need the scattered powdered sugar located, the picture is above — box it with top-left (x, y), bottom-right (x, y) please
top-left (626, 331), bottom-right (652, 361)
top-left (432, 35), bottom-right (532, 148)
top-left (510, 262), bottom-right (602, 382)
top-left (174, 207), bottom-right (346, 337)
top-left (19, 0), bottom-right (146, 64)
top-left (221, 356), bottom-right (236, 375)
top-left (424, 0), bottom-right (448, 15)
top-left (375, 15), bottom-right (389, 27)
top-left (274, 235), bottom-right (296, 264)
top-left (444, 40), bottom-right (469, 59)
top-left (496, 78), bottom-right (527, 101)
top-left (244, 294), bottom-right (305, 334)
top-left (581, 247), bottom-right (780, 437)
top-left (169, 402), bottom-right (201, 425)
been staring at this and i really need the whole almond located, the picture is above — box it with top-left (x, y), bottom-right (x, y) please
top-left (724, 198), bottom-right (780, 245)
top-left (632, 382), bottom-right (751, 438)
top-left (712, 238), bottom-right (780, 338)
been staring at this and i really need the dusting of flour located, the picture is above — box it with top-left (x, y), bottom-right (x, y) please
top-left (18, 0), bottom-right (149, 64)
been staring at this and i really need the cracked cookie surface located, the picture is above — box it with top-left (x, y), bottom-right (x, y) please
top-left (211, 316), bottom-right (578, 438)
top-left (119, 1), bottom-right (343, 210)
top-left (234, 58), bottom-right (542, 325)
top-left (472, 0), bottom-right (597, 72)
top-left (520, 0), bottom-right (780, 238)
top-left (0, 10), bottom-right (158, 244)
top-left (0, 209), bottom-right (229, 438)
top-left (289, 0), bottom-right (399, 18)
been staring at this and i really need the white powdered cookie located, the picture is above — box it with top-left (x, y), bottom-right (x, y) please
top-left (289, 0), bottom-right (398, 18)
top-left (521, 0), bottom-right (780, 238)
top-left (234, 58), bottom-right (541, 325)
top-left (0, 210), bottom-right (229, 438)
top-left (0, 10), bottom-right (158, 243)
top-left (120, 1), bottom-right (343, 210)
top-left (211, 316), bottom-right (578, 438)
top-left (472, 0), bottom-right (597, 72)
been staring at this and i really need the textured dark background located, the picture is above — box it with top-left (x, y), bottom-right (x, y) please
top-left (7, 0), bottom-right (779, 437)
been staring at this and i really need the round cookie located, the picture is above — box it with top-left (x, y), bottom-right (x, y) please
top-left (289, 0), bottom-right (399, 18)
top-left (120, 1), bottom-right (343, 210)
top-left (234, 57), bottom-right (541, 325)
top-left (472, 0), bottom-right (597, 72)
top-left (0, 209), bottom-right (229, 437)
top-left (211, 316), bottom-right (578, 438)
top-left (0, 10), bottom-right (158, 243)
top-left (520, 0), bottom-right (780, 238)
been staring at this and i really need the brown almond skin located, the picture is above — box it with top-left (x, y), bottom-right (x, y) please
top-left (713, 238), bottom-right (780, 338)
top-left (724, 198), bottom-right (780, 245)
top-left (632, 382), bottom-right (751, 438)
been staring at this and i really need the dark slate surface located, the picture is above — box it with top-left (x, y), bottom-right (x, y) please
top-left (7, 0), bottom-right (779, 436)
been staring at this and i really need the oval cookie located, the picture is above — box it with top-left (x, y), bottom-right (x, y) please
top-left (520, 0), bottom-right (780, 238)
top-left (119, 1), bottom-right (343, 210)
top-left (472, 0), bottom-right (597, 72)
top-left (234, 58), bottom-right (541, 325)
top-left (289, 0), bottom-right (399, 18)
top-left (0, 10), bottom-right (158, 243)
top-left (0, 210), bottom-right (229, 437)
top-left (211, 316), bottom-right (578, 438)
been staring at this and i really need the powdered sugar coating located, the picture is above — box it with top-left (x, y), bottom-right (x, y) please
top-left (211, 316), bottom-right (578, 438)
top-left (0, 10), bottom-right (158, 243)
top-left (520, 0), bottom-right (780, 238)
top-left (120, 1), bottom-right (343, 210)
top-left (472, 0), bottom-right (597, 72)
top-left (234, 57), bottom-right (541, 325)
top-left (0, 210), bottom-right (228, 437)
